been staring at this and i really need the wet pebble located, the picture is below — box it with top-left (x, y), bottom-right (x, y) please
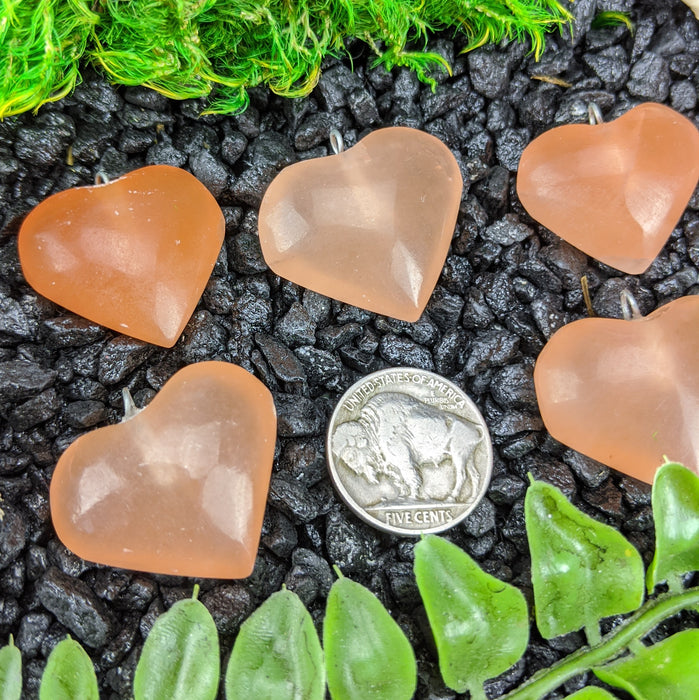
top-left (8, 389), bottom-right (60, 431)
top-left (201, 584), bottom-right (254, 637)
top-left (268, 474), bottom-right (321, 523)
top-left (464, 328), bottom-right (520, 375)
top-left (628, 53), bottom-right (671, 100)
top-left (468, 49), bottom-right (511, 99)
top-left (0, 360), bottom-right (57, 401)
top-left (63, 400), bottom-right (108, 429)
top-left (0, 506), bottom-right (28, 570)
top-left (379, 334), bottom-right (434, 370)
top-left (325, 508), bottom-right (380, 575)
top-left (16, 611), bottom-right (51, 658)
top-left (275, 393), bottom-right (323, 437)
top-left (262, 509), bottom-right (298, 558)
top-left (284, 547), bottom-right (334, 605)
top-left (295, 346), bottom-right (342, 385)
top-left (275, 302), bottom-right (316, 347)
top-left (562, 450), bottom-right (610, 489)
top-left (189, 149), bottom-right (229, 198)
top-left (98, 337), bottom-right (152, 386)
top-left (490, 363), bottom-right (537, 410)
top-left (43, 317), bottom-right (105, 348)
top-left (37, 567), bottom-right (113, 648)
top-left (179, 310), bottom-right (227, 363)
top-left (483, 215), bottom-right (534, 246)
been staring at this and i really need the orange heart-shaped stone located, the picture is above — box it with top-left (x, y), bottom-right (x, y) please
top-left (534, 295), bottom-right (699, 483)
top-left (50, 362), bottom-right (277, 578)
top-left (19, 165), bottom-right (224, 347)
top-left (517, 103), bottom-right (699, 274)
top-left (258, 127), bottom-right (463, 321)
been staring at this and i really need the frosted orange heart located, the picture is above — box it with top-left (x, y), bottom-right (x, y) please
top-left (258, 127), bottom-right (463, 321)
top-left (534, 296), bottom-right (699, 483)
top-left (50, 362), bottom-right (277, 578)
top-left (517, 103), bottom-right (699, 274)
top-left (18, 165), bottom-right (224, 347)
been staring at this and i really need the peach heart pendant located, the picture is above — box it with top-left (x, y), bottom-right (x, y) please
top-left (50, 362), bottom-right (277, 578)
top-left (18, 165), bottom-right (224, 347)
top-left (517, 103), bottom-right (699, 274)
top-left (534, 295), bottom-right (699, 484)
top-left (258, 127), bottom-right (463, 321)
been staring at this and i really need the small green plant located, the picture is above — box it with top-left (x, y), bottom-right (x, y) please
top-left (224, 587), bottom-right (324, 699)
top-left (39, 637), bottom-right (98, 700)
top-left (0, 0), bottom-right (572, 117)
top-left (323, 567), bottom-right (417, 700)
top-left (2, 461), bottom-right (698, 698)
top-left (0, 635), bottom-right (21, 700)
top-left (133, 584), bottom-right (219, 700)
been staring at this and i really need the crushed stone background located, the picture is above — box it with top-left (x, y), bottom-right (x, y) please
top-left (0, 0), bottom-right (698, 697)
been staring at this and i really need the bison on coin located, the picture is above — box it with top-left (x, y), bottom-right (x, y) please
top-left (331, 392), bottom-right (483, 502)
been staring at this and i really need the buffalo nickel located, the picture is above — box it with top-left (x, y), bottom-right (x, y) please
top-left (327, 368), bottom-right (493, 535)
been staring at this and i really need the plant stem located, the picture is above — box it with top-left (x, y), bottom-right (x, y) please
top-left (500, 586), bottom-right (699, 700)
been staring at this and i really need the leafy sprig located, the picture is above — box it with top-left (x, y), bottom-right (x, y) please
top-left (0, 0), bottom-right (572, 117)
top-left (3, 461), bottom-right (698, 698)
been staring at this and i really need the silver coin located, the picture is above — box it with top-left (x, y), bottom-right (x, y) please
top-left (327, 368), bottom-right (493, 535)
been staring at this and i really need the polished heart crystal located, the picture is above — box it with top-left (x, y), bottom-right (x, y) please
top-left (517, 103), bottom-right (699, 274)
top-left (534, 295), bottom-right (699, 483)
top-left (258, 127), bottom-right (463, 321)
top-left (18, 165), bottom-right (224, 347)
top-left (50, 362), bottom-right (277, 578)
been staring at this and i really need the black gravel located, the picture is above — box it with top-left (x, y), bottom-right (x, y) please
top-left (0, 1), bottom-right (698, 698)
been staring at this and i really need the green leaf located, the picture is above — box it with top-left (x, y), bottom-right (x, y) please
top-left (225, 588), bottom-right (324, 700)
top-left (565, 688), bottom-right (618, 699)
top-left (647, 462), bottom-right (699, 593)
top-left (39, 637), bottom-right (98, 700)
top-left (525, 478), bottom-right (644, 641)
top-left (414, 535), bottom-right (529, 695)
top-left (593, 629), bottom-right (699, 699)
top-left (0, 636), bottom-right (22, 700)
top-left (134, 586), bottom-right (220, 700)
top-left (324, 571), bottom-right (416, 700)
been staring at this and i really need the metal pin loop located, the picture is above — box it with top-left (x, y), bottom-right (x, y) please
top-left (329, 128), bottom-right (344, 155)
top-left (620, 290), bottom-right (642, 321)
top-left (588, 103), bottom-right (604, 126)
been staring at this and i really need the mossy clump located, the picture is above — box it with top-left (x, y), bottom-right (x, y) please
top-left (0, 0), bottom-right (572, 117)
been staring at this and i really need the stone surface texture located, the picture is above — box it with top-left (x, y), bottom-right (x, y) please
top-left (0, 1), bottom-right (697, 696)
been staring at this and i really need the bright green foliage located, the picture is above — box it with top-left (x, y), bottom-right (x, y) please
top-left (4, 466), bottom-right (699, 699)
top-left (0, 0), bottom-right (98, 118)
top-left (134, 585), bottom-right (220, 700)
top-left (593, 629), bottom-right (699, 700)
top-left (564, 689), bottom-right (617, 699)
top-left (225, 588), bottom-right (325, 700)
top-left (525, 478), bottom-right (645, 643)
top-left (0, 0), bottom-right (571, 116)
top-left (324, 570), bottom-right (416, 700)
top-left (647, 461), bottom-right (699, 594)
top-left (590, 11), bottom-right (634, 33)
top-left (414, 534), bottom-right (528, 696)
top-left (0, 636), bottom-right (21, 700)
top-left (39, 637), bottom-right (98, 700)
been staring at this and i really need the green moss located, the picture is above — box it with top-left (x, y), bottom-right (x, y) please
top-left (591, 10), bottom-right (634, 34)
top-left (0, 0), bottom-right (571, 117)
top-left (0, 0), bottom-right (98, 118)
